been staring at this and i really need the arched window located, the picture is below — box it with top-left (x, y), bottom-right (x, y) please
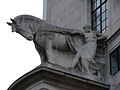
top-left (91, 0), bottom-right (108, 33)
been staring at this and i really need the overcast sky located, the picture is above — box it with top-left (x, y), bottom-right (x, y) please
top-left (0, 0), bottom-right (43, 89)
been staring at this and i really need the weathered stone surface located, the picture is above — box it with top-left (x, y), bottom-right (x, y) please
top-left (106, 29), bottom-right (120, 90)
top-left (43, 0), bottom-right (120, 90)
top-left (8, 64), bottom-right (109, 90)
top-left (107, 0), bottom-right (120, 38)
top-left (7, 15), bottom-right (107, 81)
top-left (44, 0), bottom-right (91, 30)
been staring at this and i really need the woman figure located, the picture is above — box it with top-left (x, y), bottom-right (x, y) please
top-left (72, 25), bottom-right (107, 76)
top-left (81, 25), bottom-right (97, 74)
top-left (82, 25), bottom-right (107, 76)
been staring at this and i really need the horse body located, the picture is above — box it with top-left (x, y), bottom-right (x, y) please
top-left (35, 31), bottom-right (69, 51)
top-left (8, 15), bottom-right (84, 66)
top-left (14, 15), bottom-right (78, 50)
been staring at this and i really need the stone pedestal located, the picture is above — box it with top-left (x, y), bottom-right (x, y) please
top-left (8, 63), bottom-right (109, 90)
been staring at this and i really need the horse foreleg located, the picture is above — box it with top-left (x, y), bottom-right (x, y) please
top-left (44, 38), bottom-right (55, 62)
top-left (34, 44), bottom-right (47, 64)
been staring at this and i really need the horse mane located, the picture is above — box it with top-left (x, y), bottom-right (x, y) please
top-left (14, 15), bottom-right (45, 25)
top-left (13, 14), bottom-right (84, 36)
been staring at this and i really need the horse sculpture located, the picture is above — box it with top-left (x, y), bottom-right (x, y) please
top-left (7, 15), bottom-right (85, 67)
top-left (7, 15), bottom-right (107, 79)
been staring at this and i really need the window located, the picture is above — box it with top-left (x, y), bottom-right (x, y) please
top-left (110, 46), bottom-right (120, 75)
top-left (91, 0), bottom-right (108, 33)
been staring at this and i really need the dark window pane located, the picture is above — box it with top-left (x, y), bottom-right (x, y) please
top-left (97, 8), bottom-right (100, 16)
top-left (110, 50), bottom-right (119, 75)
top-left (92, 2), bottom-right (97, 10)
top-left (92, 12), bottom-right (97, 20)
top-left (97, 0), bottom-right (100, 7)
top-left (97, 25), bottom-right (101, 31)
top-left (118, 46), bottom-right (120, 59)
top-left (102, 12), bottom-right (106, 21)
top-left (91, 0), bottom-right (107, 33)
top-left (102, 21), bottom-right (106, 30)
top-left (97, 17), bottom-right (101, 25)
top-left (102, 0), bottom-right (106, 3)
top-left (106, 17), bottom-right (108, 27)
top-left (93, 21), bottom-right (97, 28)
top-left (102, 3), bottom-right (106, 12)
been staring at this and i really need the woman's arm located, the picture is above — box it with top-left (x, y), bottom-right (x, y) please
top-left (94, 31), bottom-right (107, 40)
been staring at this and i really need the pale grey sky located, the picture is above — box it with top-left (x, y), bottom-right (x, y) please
top-left (0, 0), bottom-right (43, 90)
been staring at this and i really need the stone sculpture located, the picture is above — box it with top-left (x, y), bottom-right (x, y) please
top-left (7, 15), bottom-right (107, 77)
top-left (72, 25), bottom-right (107, 77)
top-left (7, 15), bottom-right (84, 65)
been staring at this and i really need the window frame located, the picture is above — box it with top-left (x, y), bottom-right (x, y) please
top-left (110, 46), bottom-right (120, 76)
top-left (91, 0), bottom-right (108, 33)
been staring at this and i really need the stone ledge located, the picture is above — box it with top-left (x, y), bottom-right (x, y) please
top-left (8, 64), bottom-right (109, 90)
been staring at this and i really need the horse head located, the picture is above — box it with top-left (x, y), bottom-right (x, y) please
top-left (7, 15), bottom-right (39, 41)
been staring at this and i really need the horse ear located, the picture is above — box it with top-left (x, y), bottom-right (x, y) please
top-left (10, 18), bottom-right (17, 24)
top-left (7, 22), bottom-right (12, 26)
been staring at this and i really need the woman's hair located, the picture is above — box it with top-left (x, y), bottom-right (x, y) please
top-left (83, 25), bottom-right (91, 30)
top-left (83, 25), bottom-right (92, 33)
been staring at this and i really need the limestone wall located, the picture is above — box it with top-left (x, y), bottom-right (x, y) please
top-left (43, 0), bottom-right (91, 30)
top-left (43, 0), bottom-right (120, 90)
top-left (107, 0), bottom-right (120, 90)
top-left (107, 0), bottom-right (120, 38)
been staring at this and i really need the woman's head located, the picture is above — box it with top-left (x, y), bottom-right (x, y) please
top-left (83, 25), bottom-right (91, 33)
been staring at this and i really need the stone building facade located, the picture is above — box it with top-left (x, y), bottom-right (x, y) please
top-left (43, 0), bottom-right (120, 90)
top-left (7, 0), bottom-right (120, 90)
